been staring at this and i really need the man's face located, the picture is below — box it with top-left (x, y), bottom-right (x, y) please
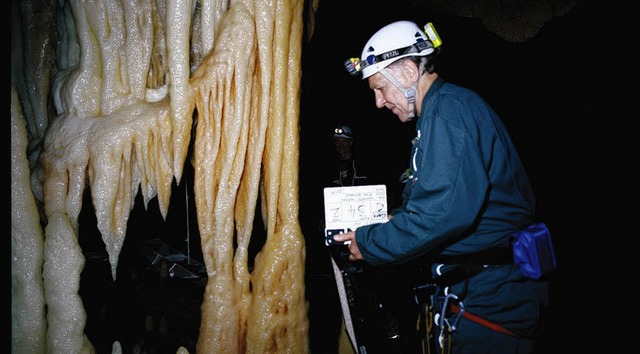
top-left (333, 137), bottom-right (352, 157)
top-left (367, 65), bottom-right (413, 123)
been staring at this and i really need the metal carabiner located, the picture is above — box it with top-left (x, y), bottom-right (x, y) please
top-left (439, 293), bottom-right (464, 333)
top-left (437, 292), bottom-right (465, 350)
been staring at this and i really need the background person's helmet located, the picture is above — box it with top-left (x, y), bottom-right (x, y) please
top-left (333, 125), bottom-right (353, 139)
top-left (356, 21), bottom-right (441, 79)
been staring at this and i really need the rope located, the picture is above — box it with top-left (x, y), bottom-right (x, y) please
top-left (331, 257), bottom-right (360, 353)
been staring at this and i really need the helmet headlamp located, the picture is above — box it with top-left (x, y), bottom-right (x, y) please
top-left (333, 126), bottom-right (353, 139)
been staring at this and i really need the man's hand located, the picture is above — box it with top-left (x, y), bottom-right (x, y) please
top-left (332, 231), bottom-right (363, 261)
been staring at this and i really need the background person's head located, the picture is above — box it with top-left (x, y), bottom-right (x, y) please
top-left (332, 125), bottom-right (353, 160)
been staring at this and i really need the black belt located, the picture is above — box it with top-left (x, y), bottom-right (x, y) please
top-left (432, 247), bottom-right (513, 287)
top-left (436, 246), bottom-right (513, 266)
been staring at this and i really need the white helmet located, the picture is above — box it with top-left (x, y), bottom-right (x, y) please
top-left (345, 21), bottom-right (442, 79)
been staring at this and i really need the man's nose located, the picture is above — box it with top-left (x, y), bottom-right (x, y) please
top-left (374, 91), bottom-right (386, 108)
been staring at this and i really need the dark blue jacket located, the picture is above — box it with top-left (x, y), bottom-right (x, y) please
top-left (356, 77), bottom-right (535, 263)
top-left (355, 77), bottom-right (548, 336)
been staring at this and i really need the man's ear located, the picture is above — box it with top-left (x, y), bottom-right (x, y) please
top-left (401, 59), bottom-right (420, 83)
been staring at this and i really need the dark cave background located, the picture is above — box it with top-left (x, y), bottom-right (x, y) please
top-left (298, 1), bottom-right (636, 353)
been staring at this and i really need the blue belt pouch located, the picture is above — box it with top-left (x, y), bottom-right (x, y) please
top-left (511, 222), bottom-right (556, 279)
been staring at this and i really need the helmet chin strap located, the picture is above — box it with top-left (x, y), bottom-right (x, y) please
top-left (380, 68), bottom-right (418, 118)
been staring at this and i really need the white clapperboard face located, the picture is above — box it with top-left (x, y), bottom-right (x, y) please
top-left (323, 184), bottom-right (388, 232)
